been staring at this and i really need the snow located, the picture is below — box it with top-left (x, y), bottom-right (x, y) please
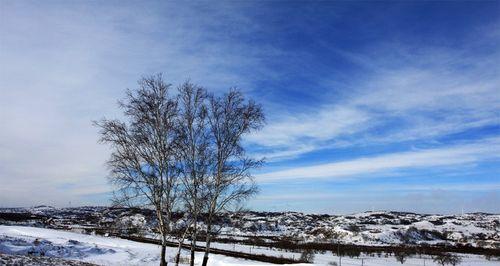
top-left (0, 225), bottom-right (498, 266)
top-left (0, 225), bottom-right (308, 266)
top-left (2, 207), bottom-right (498, 249)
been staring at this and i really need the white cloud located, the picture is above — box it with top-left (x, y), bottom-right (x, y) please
top-left (0, 1), bottom-right (279, 206)
top-left (248, 34), bottom-right (500, 160)
top-left (1, 1), bottom-right (498, 209)
top-left (257, 137), bottom-right (500, 182)
top-left (248, 106), bottom-right (369, 147)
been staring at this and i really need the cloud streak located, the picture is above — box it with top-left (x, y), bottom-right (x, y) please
top-left (257, 137), bottom-right (500, 182)
top-left (0, 1), bottom-right (498, 212)
top-left (0, 1), bottom-right (280, 206)
top-left (248, 32), bottom-right (500, 160)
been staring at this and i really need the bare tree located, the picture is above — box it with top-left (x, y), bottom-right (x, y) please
top-left (94, 74), bottom-right (179, 266)
top-left (95, 76), bottom-right (264, 266)
top-left (201, 89), bottom-right (265, 266)
top-left (174, 82), bottom-right (212, 266)
top-left (433, 253), bottom-right (462, 266)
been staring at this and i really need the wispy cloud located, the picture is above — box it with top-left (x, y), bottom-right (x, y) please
top-left (248, 32), bottom-right (500, 160)
top-left (257, 137), bottom-right (500, 182)
top-left (247, 105), bottom-right (369, 159)
top-left (1, 1), bottom-right (498, 212)
top-left (0, 1), bottom-right (279, 206)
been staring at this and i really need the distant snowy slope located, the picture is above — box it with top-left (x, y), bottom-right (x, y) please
top-left (1, 207), bottom-right (498, 249)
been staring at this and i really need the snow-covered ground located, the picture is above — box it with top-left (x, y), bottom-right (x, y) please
top-left (0, 225), bottom-right (307, 266)
top-left (0, 225), bottom-right (498, 266)
top-left (2, 207), bottom-right (498, 249)
top-left (222, 211), bottom-right (500, 248)
top-left (207, 241), bottom-right (499, 266)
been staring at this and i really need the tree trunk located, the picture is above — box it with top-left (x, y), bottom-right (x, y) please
top-left (202, 195), bottom-right (217, 266)
top-left (190, 223), bottom-right (197, 266)
top-left (160, 243), bottom-right (167, 266)
top-left (190, 244), bottom-right (195, 266)
top-left (202, 253), bottom-right (209, 266)
top-left (158, 210), bottom-right (168, 266)
top-left (190, 194), bottom-right (199, 266)
top-left (174, 240), bottom-right (182, 266)
top-left (175, 252), bottom-right (180, 266)
top-left (174, 225), bottom-right (191, 266)
top-left (201, 225), bottom-right (212, 266)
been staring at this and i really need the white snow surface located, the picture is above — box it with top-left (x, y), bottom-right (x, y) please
top-left (0, 225), bottom-right (309, 266)
top-left (1, 225), bottom-right (498, 266)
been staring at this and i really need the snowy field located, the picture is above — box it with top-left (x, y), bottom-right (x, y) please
top-left (0, 225), bottom-right (498, 266)
top-left (0, 225), bottom-right (304, 266)
top-left (207, 242), bottom-right (499, 266)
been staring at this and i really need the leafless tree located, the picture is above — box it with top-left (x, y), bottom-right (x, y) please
top-left (201, 89), bottom-right (265, 266)
top-left (94, 74), bottom-right (179, 266)
top-left (174, 82), bottom-right (212, 266)
top-left (433, 253), bottom-right (462, 266)
top-left (95, 75), bottom-right (264, 266)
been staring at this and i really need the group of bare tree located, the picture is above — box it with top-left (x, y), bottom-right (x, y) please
top-left (94, 74), bottom-right (264, 266)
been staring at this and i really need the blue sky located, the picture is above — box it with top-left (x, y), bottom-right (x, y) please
top-left (0, 1), bottom-right (499, 214)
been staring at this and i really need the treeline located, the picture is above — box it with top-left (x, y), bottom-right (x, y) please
top-left (213, 236), bottom-right (500, 257)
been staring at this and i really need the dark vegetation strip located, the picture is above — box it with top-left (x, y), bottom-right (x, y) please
top-left (0, 213), bottom-right (46, 222)
top-left (110, 232), bottom-right (500, 263)
top-left (208, 235), bottom-right (500, 258)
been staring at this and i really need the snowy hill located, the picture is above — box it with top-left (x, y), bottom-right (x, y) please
top-left (0, 207), bottom-right (498, 249)
top-left (223, 211), bottom-right (499, 249)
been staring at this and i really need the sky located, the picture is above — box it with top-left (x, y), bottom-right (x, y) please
top-left (0, 1), bottom-right (499, 214)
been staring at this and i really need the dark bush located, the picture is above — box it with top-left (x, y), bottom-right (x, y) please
top-left (433, 253), bottom-right (462, 266)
